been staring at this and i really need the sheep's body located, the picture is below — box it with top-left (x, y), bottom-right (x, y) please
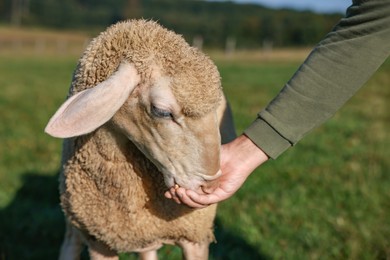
top-left (60, 126), bottom-right (216, 252)
top-left (47, 20), bottom-right (236, 259)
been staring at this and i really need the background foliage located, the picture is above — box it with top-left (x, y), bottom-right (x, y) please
top-left (0, 0), bottom-right (343, 48)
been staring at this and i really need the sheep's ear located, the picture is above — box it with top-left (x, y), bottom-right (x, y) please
top-left (45, 62), bottom-right (140, 138)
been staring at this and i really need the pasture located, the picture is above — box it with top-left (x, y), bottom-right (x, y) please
top-left (0, 28), bottom-right (389, 259)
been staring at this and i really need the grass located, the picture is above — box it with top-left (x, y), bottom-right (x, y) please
top-left (0, 43), bottom-right (389, 259)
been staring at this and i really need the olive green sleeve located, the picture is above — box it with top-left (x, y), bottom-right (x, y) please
top-left (244, 0), bottom-right (390, 159)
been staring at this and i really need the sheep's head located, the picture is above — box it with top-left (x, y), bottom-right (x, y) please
top-left (45, 20), bottom-right (223, 191)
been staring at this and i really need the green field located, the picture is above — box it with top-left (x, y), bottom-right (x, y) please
top-left (0, 48), bottom-right (389, 259)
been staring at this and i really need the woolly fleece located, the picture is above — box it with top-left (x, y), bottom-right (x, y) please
top-left (60, 20), bottom-right (221, 252)
top-left (70, 19), bottom-right (222, 117)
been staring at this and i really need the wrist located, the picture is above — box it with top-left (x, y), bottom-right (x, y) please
top-left (224, 134), bottom-right (268, 175)
top-left (240, 134), bottom-right (269, 164)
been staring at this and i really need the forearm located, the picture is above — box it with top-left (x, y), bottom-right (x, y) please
top-left (245, 0), bottom-right (390, 159)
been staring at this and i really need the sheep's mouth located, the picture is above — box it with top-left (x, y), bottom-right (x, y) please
top-left (165, 169), bottom-right (222, 192)
top-left (168, 176), bottom-right (193, 191)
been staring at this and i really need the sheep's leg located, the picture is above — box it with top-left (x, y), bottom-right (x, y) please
top-left (178, 241), bottom-right (209, 260)
top-left (59, 221), bottom-right (84, 260)
top-left (87, 239), bottom-right (118, 260)
top-left (138, 250), bottom-right (158, 260)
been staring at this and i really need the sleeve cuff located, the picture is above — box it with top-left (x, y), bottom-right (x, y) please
top-left (244, 117), bottom-right (291, 159)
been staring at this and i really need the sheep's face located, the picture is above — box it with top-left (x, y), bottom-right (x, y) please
top-left (112, 67), bottom-right (222, 190)
top-left (45, 62), bottom-right (222, 191)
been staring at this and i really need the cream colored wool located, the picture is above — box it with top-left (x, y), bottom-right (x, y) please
top-left (59, 20), bottom-right (224, 253)
top-left (70, 19), bottom-right (221, 117)
top-left (61, 127), bottom-right (217, 252)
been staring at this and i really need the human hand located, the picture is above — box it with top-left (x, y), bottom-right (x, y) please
top-left (164, 134), bottom-right (269, 208)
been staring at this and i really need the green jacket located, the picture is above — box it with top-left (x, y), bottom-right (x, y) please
top-left (244, 0), bottom-right (390, 159)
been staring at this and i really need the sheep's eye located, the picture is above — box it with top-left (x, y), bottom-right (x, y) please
top-left (151, 105), bottom-right (173, 119)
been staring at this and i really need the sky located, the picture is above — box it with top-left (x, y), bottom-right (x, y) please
top-left (230, 0), bottom-right (352, 14)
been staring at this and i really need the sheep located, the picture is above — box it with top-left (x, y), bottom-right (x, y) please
top-left (45, 19), bottom-right (236, 260)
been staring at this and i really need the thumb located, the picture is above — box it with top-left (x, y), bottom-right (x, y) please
top-left (201, 178), bottom-right (220, 194)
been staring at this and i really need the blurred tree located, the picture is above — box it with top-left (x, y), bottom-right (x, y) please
top-left (10, 0), bottom-right (29, 26)
top-left (123, 0), bottom-right (142, 19)
top-left (0, 0), bottom-right (343, 48)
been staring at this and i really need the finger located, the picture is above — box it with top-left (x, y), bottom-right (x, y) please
top-left (201, 179), bottom-right (219, 194)
top-left (173, 197), bottom-right (181, 204)
top-left (169, 187), bottom-right (177, 196)
top-left (164, 190), bottom-right (172, 199)
top-left (176, 188), bottom-right (208, 208)
top-left (169, 187), bottom-right (182, 204)
top-left (186, 189), bottom-right (225, 205)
